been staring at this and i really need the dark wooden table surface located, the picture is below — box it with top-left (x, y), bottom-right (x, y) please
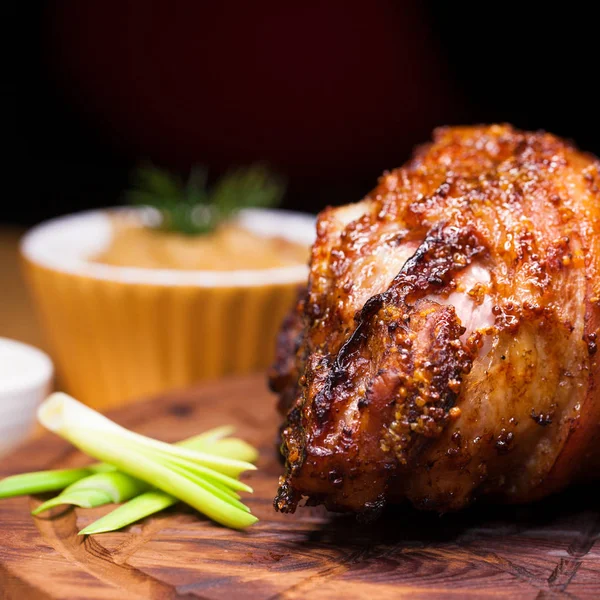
top-left (0, 375), bottom-right (598, 599)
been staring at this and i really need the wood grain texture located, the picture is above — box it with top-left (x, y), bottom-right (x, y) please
top-left (0, 374), bottom-right (598, 599)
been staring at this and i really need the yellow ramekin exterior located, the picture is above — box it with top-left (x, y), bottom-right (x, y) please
top-left (22, 258), bottom-right (299, 410)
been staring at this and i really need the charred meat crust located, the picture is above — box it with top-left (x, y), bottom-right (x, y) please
top-left (275, 226), bottom-right (482, 513)
top-left (316, 225), bottom-right (483, 424)
top-left (271, 125), bottom-right (600, 516)
top-left (382, 298), bottom-right (473, 466)
top-left (268, 286), bottom-right (307, 415)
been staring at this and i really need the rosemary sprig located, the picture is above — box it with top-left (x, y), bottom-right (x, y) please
top-left (127, 163), bottom-right (285, 235)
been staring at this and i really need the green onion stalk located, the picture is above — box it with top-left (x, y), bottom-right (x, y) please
top-left (0, 394), bottom-right (259, 533)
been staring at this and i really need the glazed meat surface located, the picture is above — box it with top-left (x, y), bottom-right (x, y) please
top-left (271, 125), bottom-right (600, 515)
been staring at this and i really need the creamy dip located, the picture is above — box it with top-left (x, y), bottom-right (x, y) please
top-left (92, 220), bottom-right (309, 271)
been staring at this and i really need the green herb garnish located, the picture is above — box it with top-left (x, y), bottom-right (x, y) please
top-left (0, 397), bottom-right (259, 533)
top-left (80, 490), bottom-right (179, 535)
top-left (31, 471), bottom-right (148, 514)
top-left (0, 464), bottom-right (112, 498)
top-left (29, 429), bottom-right (248, 516)
top-left (128, 163), bottom-right (285, 235)
top-left (36, 393), bottom-right (258, 530)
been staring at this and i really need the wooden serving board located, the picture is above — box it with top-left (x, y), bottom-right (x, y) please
top-left (1, 375), bottom-right (598, 600)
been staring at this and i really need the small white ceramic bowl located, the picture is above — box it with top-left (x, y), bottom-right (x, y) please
top-left (0, 338), bottom-right (53, 456)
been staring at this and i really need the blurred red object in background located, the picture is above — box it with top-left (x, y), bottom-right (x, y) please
top-left (47, 1), bottom-right (463, 181)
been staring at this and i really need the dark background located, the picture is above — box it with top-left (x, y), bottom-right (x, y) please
top-left (12, 1), bottom-right (599, 226)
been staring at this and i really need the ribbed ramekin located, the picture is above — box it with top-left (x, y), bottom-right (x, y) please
top-left (20, 208), bottom-right (313, 410)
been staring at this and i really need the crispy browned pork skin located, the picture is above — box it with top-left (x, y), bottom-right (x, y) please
top-left (270, 125), bottom-right (600, 516)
